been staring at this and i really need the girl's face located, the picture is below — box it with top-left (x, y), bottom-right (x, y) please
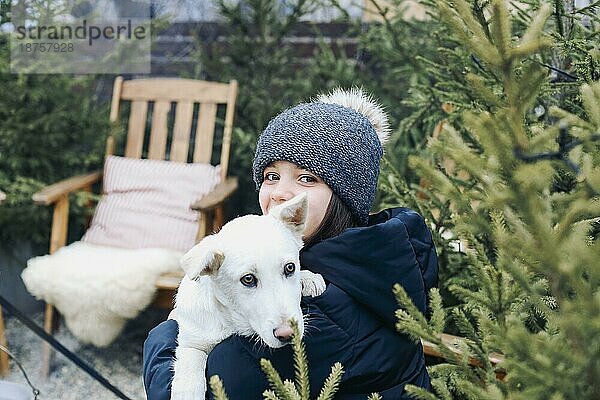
top-left (259, 161), bottom-right (333, 241)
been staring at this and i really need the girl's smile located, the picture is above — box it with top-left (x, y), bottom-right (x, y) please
top-left (259, 160), bottom-right (333, 241)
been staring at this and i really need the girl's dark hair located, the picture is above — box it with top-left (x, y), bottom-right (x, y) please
top-left (303, 192), bottom-right (361, 248)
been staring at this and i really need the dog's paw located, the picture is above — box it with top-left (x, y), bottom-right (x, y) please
top-left (300, 270), bottom-right (326, 297)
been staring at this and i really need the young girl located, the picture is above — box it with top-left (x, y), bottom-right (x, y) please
top-left (143, 88), bottom-right (439, 399)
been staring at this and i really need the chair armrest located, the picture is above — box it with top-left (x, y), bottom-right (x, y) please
top-left (0, 191), bottom-right (5, 203)
top-left (32, 170), bottom-right (103, 205)
top-left (191, 177), bottom-right (238, 212)
top-left (155, 271), bottom-right (184, 290)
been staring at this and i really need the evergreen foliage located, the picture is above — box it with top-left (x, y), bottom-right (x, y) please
top-left (373, 0), bottom-right (599, 327)
top-left (353, 0), bottom-right (447, 180)
top-left (365, 0), bottom-right (598, 176)
top-left (209, 375), bottom-right (230, 400)
top-left (209, 320), bottom-right (345, 400)
top-left (391, 0), bottom-right (599, 131)
top-left (0, 3), bottom-right (110, 245)
top-left (390, 1), bottom-right (600, 399)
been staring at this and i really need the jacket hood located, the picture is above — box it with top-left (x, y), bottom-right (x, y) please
top-left (300, 207), bottom-right (439, 327)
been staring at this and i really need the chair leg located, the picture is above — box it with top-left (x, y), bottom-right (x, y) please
top-left (0, 305), bottom-right (9, 377)
top-left (42, 195), bottom-right (69, 378)
top-left (214, 205), bottom-right (224, 231)
top-left (41, 303), bottom-right (56, 378)
top-left (196, 210), bottom-right (210, 242)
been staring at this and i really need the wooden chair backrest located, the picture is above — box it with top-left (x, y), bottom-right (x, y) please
top-left (107, 77), bottom-right (238, 181)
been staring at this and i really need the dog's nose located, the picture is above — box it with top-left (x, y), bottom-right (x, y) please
top-left (273, 326), bottom-right (293, 343)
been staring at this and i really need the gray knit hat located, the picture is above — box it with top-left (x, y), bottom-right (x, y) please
top-left (253, 88), bottom-right (390, 225)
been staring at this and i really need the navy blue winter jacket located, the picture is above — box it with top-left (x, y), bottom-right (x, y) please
top-left (143, 207), bottom-right (439, 399)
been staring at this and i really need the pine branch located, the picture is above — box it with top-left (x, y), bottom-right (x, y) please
top-left (259, 320), bottom-right (345, 400)
top-left (490, 0), bottom-right (512, 61)
top-left (514, 124), bottom-right (600, 178)
top-left (533, 59), bottom-right (579, 81)
top-left (290, 319), bottom-right (310, 400)
top-left (209, 375), bottom-right (230, 400)
top-left (283, 380), bottom-right (301, 400)
top-left (429, 288), bottom-right (446, 333)
top-left (260, 359), bottom-right (292, 400)
top-left (263, 390), bottom-right (279, 400)
top-left (404, 384), bottom-right (440, 400)
top-left (315, 363), bottom-right (344, 400)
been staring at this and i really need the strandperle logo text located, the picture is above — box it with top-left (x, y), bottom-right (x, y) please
top-left (14, 19), bottom-right (148, 46)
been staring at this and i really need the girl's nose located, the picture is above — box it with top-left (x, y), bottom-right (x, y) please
top-left (270, 182), bottom-right (294, 203)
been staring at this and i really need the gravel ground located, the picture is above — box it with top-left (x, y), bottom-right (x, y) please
top-left (2, 308), bottom-right (170, 400)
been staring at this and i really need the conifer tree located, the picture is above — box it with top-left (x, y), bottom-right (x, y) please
top-left (391, 1), bottom-right (600, 399)
top-left (0, 1), bottom-right (110, 245)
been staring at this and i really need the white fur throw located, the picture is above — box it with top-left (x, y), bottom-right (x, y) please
top-left (22, 241), bottom-right (182, 347)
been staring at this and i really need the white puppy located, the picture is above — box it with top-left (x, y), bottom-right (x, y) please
top-left (169, 193), bottom-right (326, 400)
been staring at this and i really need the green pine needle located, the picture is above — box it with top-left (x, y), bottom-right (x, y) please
top-left (209, 375), bottom-right (230, 400)
top-left (429, 288), bottom-right (446, 333)
top-left (290, 319), bottom-right (310, 400)
top-left (283, 379), bottom-right (301, 400)
top-left (260, 358), bottom-right (291, 399)
top-left (405, 384), bottom-right (440, 400)
top-left (263, 390), bottom-right (279, 400)
top-left (316, 362), bottom-right (345, 400)
top-left (260, 320), bottom-right (345, 400)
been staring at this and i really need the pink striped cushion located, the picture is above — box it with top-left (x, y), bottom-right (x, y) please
top-left (82, 156), bottom-right (221, 252)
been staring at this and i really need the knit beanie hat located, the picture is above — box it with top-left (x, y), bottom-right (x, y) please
top-left (252, 88), bottom-right (390, 225)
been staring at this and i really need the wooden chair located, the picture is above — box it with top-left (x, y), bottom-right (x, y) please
top-left (31, 77), bottom-right (238, 375)
top-left (0, 191), bottom-right (9, 377)
top-left (0, 312), bottom-right (6, 377)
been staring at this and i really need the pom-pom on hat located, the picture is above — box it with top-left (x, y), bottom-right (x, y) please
top-left (252, 87), bottom-right (390, 225)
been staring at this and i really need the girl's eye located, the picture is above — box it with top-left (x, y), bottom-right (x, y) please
top-left (264, 172), bottom-right (279, 181)
top-left (283, 262), bottom-right (295, 277)
top-left (240, 274), bottom-right (258, 287)
top-left (299, 175), bottom-right (317, 183)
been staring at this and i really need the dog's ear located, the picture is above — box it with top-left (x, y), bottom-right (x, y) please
top-left (269, 192), bottom-right (308, 235)
top-left (180, 236), bottom-right (225, 280)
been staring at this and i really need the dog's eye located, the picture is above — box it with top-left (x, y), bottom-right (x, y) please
top-left (240, 274), bottom-right (257, 287)
top-left (283, 262), bottom-right (295, 277)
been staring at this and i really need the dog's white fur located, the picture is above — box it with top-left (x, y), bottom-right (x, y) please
top-left (169, 193), bottom-right (325, 400)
